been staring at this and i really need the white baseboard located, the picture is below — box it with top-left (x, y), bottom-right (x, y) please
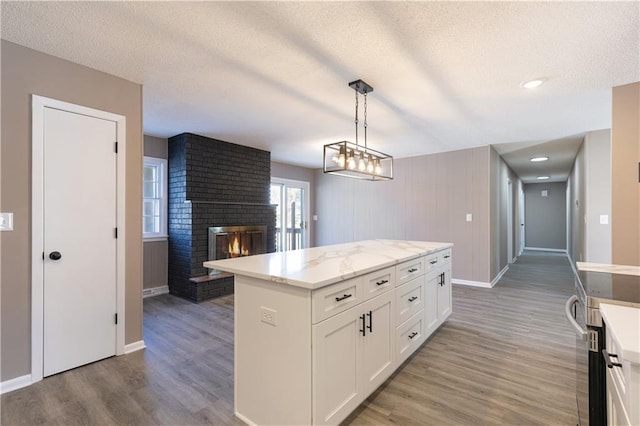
top-left (491, 265), bottom-right (509, 287)
top-left (0, 374), bottom-right (32, 395)
top-left (124, 340), bottom-right (146, 354)
top-left (142, 285), bottom-right (169, 298)
top-left (452, 279), bottom-right (492, 288)
top-left (524, 247), bottom-right (567, 253)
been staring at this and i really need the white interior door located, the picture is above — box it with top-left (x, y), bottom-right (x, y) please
top-left (42, 107), bottom-right (117, 376)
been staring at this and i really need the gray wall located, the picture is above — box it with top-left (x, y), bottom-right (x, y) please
top-left (271, 161), bottom-right (316, 247)
top-left (1, 40), bottom-right (143, 382)
top-left (584, 130), bottom-right (612, 263)
top-left (568, 141), bottom-right (586, 263)
top-left (568, 129), bottom-right (613, 265)
top-left (489, 147), bottom-right (521, 278)
top-left (524, 182), bottom-right (567, 250)
top-left (143, 135), bottom-right (169, 290)
top-left (314, 146), bottom-right (491, 284)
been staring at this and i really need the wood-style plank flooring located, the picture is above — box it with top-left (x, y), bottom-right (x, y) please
top-left (1, 251), bottom-right (578, 425)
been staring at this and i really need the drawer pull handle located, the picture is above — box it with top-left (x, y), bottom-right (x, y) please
top-left (367, 310), bottom-right (373, 333)
top-left (335, 294), bottom-right (352, 302)
top-left (376, 279), bottom-right (389, 286)
top-left (360, 314), bottom-right (366, 336)
top-left (430, 260), bottom-right (438, 265)
top-left (408, 296), bottom-right (418, 302)
top-left (408, 268), bottom-right (418, 273)
top-left (602, 349), bottom-right (622, 369)
top-left (444, 255), bottom-right (450, 259)
top-left (408, 332), bottom-right (418, 340)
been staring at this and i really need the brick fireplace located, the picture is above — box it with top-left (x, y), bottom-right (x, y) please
top-left (168, 132), bottom-right (276, 302)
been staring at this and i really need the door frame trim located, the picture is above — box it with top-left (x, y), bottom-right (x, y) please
top-left (31, 95), bottom-right (126, 383)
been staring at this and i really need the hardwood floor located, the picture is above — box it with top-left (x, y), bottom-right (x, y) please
top-left (1, 251), bottom-right (578, 425)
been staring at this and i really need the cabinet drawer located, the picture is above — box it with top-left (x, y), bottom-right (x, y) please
top-left (424, 253), bottom-right (440, 273)
top-left (312, 277), bottom-right (363, 324)
top-left (396, 310), bottom-right (425, 365)
top-left (439, 249), bottom-right (452, 265)
top-left (395, 275), bottom-right (424, 326)
top-left (363, 267), bottom-right (395, 301)
top-left (396, 257), bottom-right (425, 286)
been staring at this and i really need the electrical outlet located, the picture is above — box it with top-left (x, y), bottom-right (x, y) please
top-left (466, 213), bottom-right (472, 222)
top-left (260, 307), bottom-right (277, 326)
top-left (0, 212), bottom-right (13, 231)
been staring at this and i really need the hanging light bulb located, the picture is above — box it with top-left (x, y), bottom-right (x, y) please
top-left (347, 149), bottom-right (356, 169)
top-left (337, 145), bottom-right (346, 167)
top-left (374, 159), bottom-right (382, 175)
top-left (366, 155), bottom-right (375, 173)
top-left (358, 152), bottom-right (366, 171)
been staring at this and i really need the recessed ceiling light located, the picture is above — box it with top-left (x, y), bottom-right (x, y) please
top-left (521, 79), bottom-right (546, 89)
top-left (537, 176), bottom-right (550, 180)
top-left (530, 156), bottom-right (549, 162)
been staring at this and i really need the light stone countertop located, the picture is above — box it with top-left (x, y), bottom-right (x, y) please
top-left (600, 303), bottom-right (640, 365)
top-left (204, 239), bottom-right (453, 290)
top-left (577, 262), bottom-right (640, 276)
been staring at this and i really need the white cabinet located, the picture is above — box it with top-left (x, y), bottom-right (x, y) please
top-left (602, 304), bottom-right (640, 426)
top-left (437, 265), bottom-right (452, 320)
top-left (424, 272), bottom-right (439, 335)
top-left (230, 243), bottom-right (453, 426)
top-left (396, 310), bottom-right (425, 364)
top-left (313, 290), bottom-right (395, 425)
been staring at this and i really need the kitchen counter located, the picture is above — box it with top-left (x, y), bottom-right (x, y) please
top-left (600, 303), bottom-right (640, 364)
top-left (577, 262), bottom-right (640, 276)
top-left (204, 239), bottom-right (452, 289)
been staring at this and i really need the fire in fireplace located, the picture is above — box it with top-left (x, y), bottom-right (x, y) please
top-left (208, 226), bottom-right (267, 263)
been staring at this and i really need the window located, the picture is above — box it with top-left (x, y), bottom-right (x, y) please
top-left (143, 157), bottom-right (167, 239)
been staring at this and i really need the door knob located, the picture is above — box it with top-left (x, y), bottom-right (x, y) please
top-left (49, 251), bottom-right (62, 261)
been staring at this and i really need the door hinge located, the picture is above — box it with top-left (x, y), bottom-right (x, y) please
top-left (114, 227), bottom-right (118, 238)
top-left (42, 252), bottom-right (45, 260)
top-left (115, 313), bottom-right (118, 324)
top-left (115, 142), bottom-right (118, 153)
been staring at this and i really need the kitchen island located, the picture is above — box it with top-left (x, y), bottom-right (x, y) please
top-left (204, 239), bottom-right (453, 425)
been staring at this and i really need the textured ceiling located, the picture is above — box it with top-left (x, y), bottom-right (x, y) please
top-left (2, 1), bottom-right (638, 174)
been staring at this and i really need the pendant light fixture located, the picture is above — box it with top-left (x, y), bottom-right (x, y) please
top-left (323, 79), bottom-right (393, 181)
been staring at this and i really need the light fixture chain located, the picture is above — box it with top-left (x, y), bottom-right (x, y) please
top-left (354, 89), bottom-right (359, 147)
top-left (363, 92), bottom-right (367, 150)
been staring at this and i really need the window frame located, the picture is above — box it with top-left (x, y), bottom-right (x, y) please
top-left (143, 156), bottom-right (168, 240)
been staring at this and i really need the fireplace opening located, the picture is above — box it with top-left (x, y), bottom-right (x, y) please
top-left (208, 226), bottom-right (267, 269)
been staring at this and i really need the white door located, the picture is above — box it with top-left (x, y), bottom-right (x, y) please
top-left (42, 107), bottom-right (117, 376)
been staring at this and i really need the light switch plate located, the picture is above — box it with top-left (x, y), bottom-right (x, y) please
top-left (599, 215), bottom-right (609, 225)
top-left (0, 212), bottom-right (13, 231)
top-left (466, 213), bottom-right (472, 222)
